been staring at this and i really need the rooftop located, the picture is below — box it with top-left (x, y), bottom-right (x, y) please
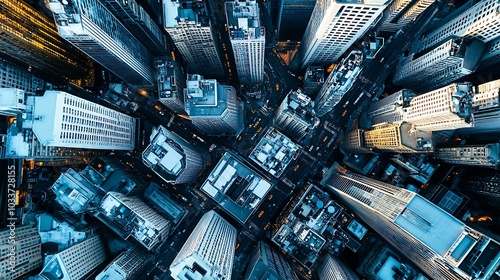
top-left (304, 66), bottom-right (325, 83)
top-left (51, 169), bottom-right (100, 214)
top-left (249, 128), bottom-right (301, 177)
top-left (226, 0), bottom-right (264, 40)
top-left (163, 0), bottom-right (210, 28)
top-left (144, 183), bottom-right (187, 225)
top-left (201, 152), bottom-right (272, 223)
top-left (184, 74), bottom-right (230, 117)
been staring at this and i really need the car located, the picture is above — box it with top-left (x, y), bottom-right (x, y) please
top-left (323, 136), bottom-right (328, 142)
top-left (342, 110), bottom-right (348, 117)
top-left (275, 83), bottom-right (280, 91)
top-left (258, 210), bottom-right (265, 218)
top-left (294, 164), bottom-right (300, 171)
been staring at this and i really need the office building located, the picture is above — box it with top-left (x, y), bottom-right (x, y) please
top-left (156, 57), bottom-right (187, 114)
top-left (249, 128), bottom-right (301, 178)
top-left (201, 152), bottom-right (272, 224)
top-left (163, 0), bottom-right (225, 77)
top-left (274, 89), bottom-right (317, 142)
top-left (478, 36), bottom-right (500, 70)
top-left (315, 50), bottom-right (363, 117)
top-left (46, 0), bottom-right (155, 86)
top-left (461, 169), bottom-right (500, 207)
top-left (144, 183), bottom-right (188, 225)
top-left (3, 90), bottom-right (135, 161)
top-left (303, 66), bottom-right (325, 95)
top-left (142, 125), bottom-right (206, 184)
top-left (96, 192), bottom-right (171, 251)
top-left (393, 37), bottom-right (486, 92)
top-left (244, 241), bottom-right (296, 280)
top-left (96, 246), bottom-right (148, 280)
top-left (318, 254), bottom-right (359, 280)
top-left (415, 0), bottom-right (500, 53)
top-left (0, 88), bottom-right (26, 117)
top-left (433, 144), bottom-right (500, 169)
top-left (361, 122), bottom-right (433, 153)
top-left (277, 0), bottom-right (316, 41)
top-left (0, 224), bottom-right (42, 280)
top-left (367, 89), bottom-right (416, 126)
top-left (0, 60), bottom-right (45, 92)
top-left (100, 0), bottom-right (168, 55)
top-left (296, 0), bottom-right (388, 69)
top-left (0, 0), bottom-right (92, 83)
top-left (39, 235), bottom-right (107, 280)
top-left (321, 166), bottom-right (500, 280)
top-left (380, 0), bottom-right (435, 33)
top-left (185, 74), bottom-right (244, 136)
top-left (458, 79), bottom-right (500, 134)
top-left (170, 210), bottom-right (237, 280)
top-left (226, 0), bottom-right (265, 84)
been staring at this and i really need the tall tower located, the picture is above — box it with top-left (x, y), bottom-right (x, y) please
top-left (317, 254), bottom-right (359, 280)
top-left (185, 74), bottom-right (244, 136)
top-left (244, 241), bottom-right (296, 280)
top-left (277, 0), bottom-right (316, 41)
top-left (297, 0), bottom-right (388, 69)
top-left (163, 0), bottom-right (225, 77)
top-left (0, 60), bottom-right (45, 92)
top-left (379, 0), bottom-right (435, 33)
top-left (433, 144), bottom-right (500, 169)
top-left (226, 0), bottom-right (265, 84)
top-left (367, 89), bottom-right (416, 126)
top-left (393, 37), bottom-right (486, 92)
top-left (39, 235), bottom-right (107, 280)
top-left (46, 0), bottom-right (154, 86)
top-left (99, 0), bottom-right (168, 55)
top-left (274, 89), bottom-right (317, 142)
top-left (361, 122), bottom-right (433, 153)
top-left (156, 57), bottom-right (187, 114)
top-left (170, 210), bottom-right (237, 280)
top-left (461, 168), bottom-right (500, 208)
top-left (4, 90), bottom-right (135, 161)
top-left (321, 166), bottom-right (500, 280)
top-left (0, 224), bottom-right (42, 280)
top-left (142, 125), bottom-right (206, 185)
top-left (95, 246), bottom-right (148, 280)
top-left (0, 0), bottom-right (92, 82)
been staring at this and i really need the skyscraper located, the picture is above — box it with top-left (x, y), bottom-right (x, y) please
top-left (142, 125), bottom-right (206, 185)
top-left (393, 37), bottom-right (486, 92)
top-left (0, 224), bottom-right (42, 280)
top-left (226, 0), bottom-right (265, 84)
top-left (163, 0), bottom-right (225, 77)
top-left (0, 60), bottom-right (45, 92)
top-left (95, 246), bottom-right (148, 280)
top-left (0, 88), bottom-right (26, 117)
top-left (274, 89), bottom-right (317, 142)
top-left (3, 90), bottom-right (135, 161)
top-left (96, 192), bottom-right (171, 251)
top-left (170, 210), bottom-right (237, 280)
top-left (461, 168), bottom-right (500, 208)
top-left (296, 0), bottom-right (388, 69)
top-left (277, 0), bottom-right (316, 41)
top-left (244, 241), bottom-right (296, 280)
top-left (478, 36), bottom-right (500, 70)
top-left (39, 235), bottom-right (107, 280)
top-left (321, 166), bottom-right (500, 280)
top-left (317, 254), bottom-right (359, 280)
top-left (367, 89), bottom-right (416, 126)
top-left (46, 0), bottom-right (155, 86)
top-left (100, 0), bottom-right (168, 55)
top-left (379, 0), bottom-right (435, 33)
top-left (302, 66), bottom-right (325, 95)
top-left (156, 57), bottom-right (187, 114)
top-left (315, 50), bottom-right (363, 117)
top-left (185, 74), bottom-right (244, 136)
top-left (0, 0), bottom-right (93, 83)
top-left (361, 122), bottom-right (433, 153)
top-left (433, 144), bottom-right (500, 169)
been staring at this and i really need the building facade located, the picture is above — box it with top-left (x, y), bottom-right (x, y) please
top-left (244, 241), bottom-right (296, 280)
top-left (0, 60), bottom-right (45, 93)
top-left (321, 166), bottom-right (500, 280)
top-left (0, 224), bottom-right (42, 280)
top-left (95, 246), bottom-right (148, 280)
top-left (274, 89), bottom-right (317, 142)
top-left (170, 210), bottom-right (237, 280)
top-left (434, 144), bottom-right (500, 169)
top-left (362, 122), bottom-right (433, 153)
top-left (393, 38), bottom-right (486, 92)
top-left (379, 0), bottom-right (435, 32)
top-left (185, 74), bottom-right (244, 136)
top-left (46, 0), bottom-right (155, 86)
top-left (302, 66), bottom-right (325, 95)
top-left (0, 0), bottom-right (92, 83)
top-left (100, 0), bottom-right (168, 55)
top-left (317, 254), bottom-right (359, 280)
top-left (96, 192), bottom-right (171, 251)
top-left (315, 50), bottom-right (363, 117)
top-left (163, 0), bottom-right (225, 77)
top-left (156, 57), bottom-right (187, 114)
top-left (142, 125), bottom-right (206, 184)
top-left (367, 89), bottom-right (416, 126)
top-left (226, 0), bottom-right (265, 84)
top-left (277, 0), bottom-right (316, 41)
top-left (39, 235), bottom-right (107, 280)
top-left (296, 0), bottom-right (388, 69)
